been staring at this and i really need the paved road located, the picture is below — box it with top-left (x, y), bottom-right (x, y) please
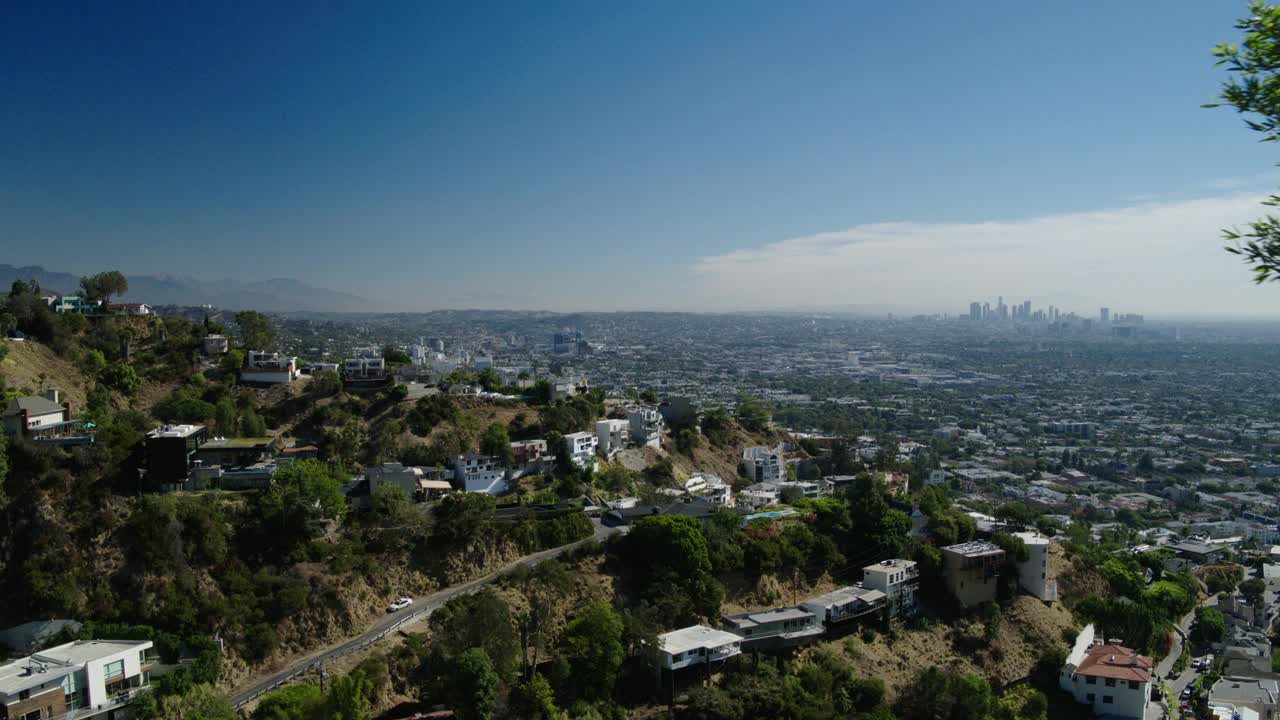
top-left (229, 519), bottom-right (620, 707)
top-left (1149, 596), bottom-right (1218, 720)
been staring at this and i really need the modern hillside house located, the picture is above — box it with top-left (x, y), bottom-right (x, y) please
top-left (862, 559), bottom-right (920, 617)
top-left (941, 541), bottom-right (1006, 607)
top-left (240, 351), bottom-right (299, 384)
top-left (0, 639), bottom-right (155, 720)
top-left (658, 626), bottom-right (742, 671)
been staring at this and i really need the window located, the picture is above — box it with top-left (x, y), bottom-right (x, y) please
top-left (19, 689), bottom-right (30, 700)
top-left (1105, 678), bottom-right (1116, 687)
top-left (1104, 696), bottom-right (1114, 704)
top-left (104, 659), bottom-right (125, 680)
top-left (19, 711), bottom-right (40, 720)
top-left (1128, 681), bottom-right (1139, 690)
top-left (1086, 677), bottom-right (1096, 685)
top-left (1087, 693), bottom-right (1095, 702)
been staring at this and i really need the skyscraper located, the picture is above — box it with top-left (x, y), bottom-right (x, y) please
top-left (969, 302), bottom-right (981, 321)
top-left (1100, 307), bottom-right (1110, 324)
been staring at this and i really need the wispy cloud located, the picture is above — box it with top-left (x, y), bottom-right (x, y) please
top-left (689, 193), bottom-right (1279, 317)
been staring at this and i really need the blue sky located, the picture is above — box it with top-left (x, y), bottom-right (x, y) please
top-left (3, 1), bottom-right (1278, 315)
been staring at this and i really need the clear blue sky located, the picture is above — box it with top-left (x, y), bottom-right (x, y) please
top-left (3, 1), bottom-right (1276, 315)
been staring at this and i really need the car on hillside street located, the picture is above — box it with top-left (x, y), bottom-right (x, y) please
top-left (387, 597), bottom-right (414, 613)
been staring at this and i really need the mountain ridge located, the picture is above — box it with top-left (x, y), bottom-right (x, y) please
top-left (0, 264), bottom-right (370, 312)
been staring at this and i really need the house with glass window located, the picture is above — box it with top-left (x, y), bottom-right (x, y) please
top-left (1059, 624), bottom-right (1151, 720)
top-left (0, 639), bottom-right (155, 720)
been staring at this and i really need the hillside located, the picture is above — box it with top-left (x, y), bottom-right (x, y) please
top-left (1, 338), bottom-right (92, 410)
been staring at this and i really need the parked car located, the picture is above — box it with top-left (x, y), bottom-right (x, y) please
top-left (1182, 687), bottom-right (1193, 700)
top-left (387, 597), bottom-right (414, 612)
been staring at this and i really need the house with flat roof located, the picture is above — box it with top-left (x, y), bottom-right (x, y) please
top-left (741, 445), bottom-right (786, 484)
top-left (1168, 541), bottom-right (1225, 565)
top-left (595, 419), bottom-right (629, 458)
top-left (658, 626), bottom-right (742, 670)
top-left (862, 559), bottom-right (919, 617)
top-left (145, 424), bottom-right (208, 486)
top-left (721, 607), bottom-right (822, 652)
top-left (1210, 677), bottom-right (1279, 720)
top-left (241, 351), bottom-right (299, 384)
top-left (451, 455), bottom-right (508, 495)
top-left (0, 639), bottom-right (154, 720)
top-left (941, 541), bottom-right (1006, 607)
top-left (799, 586), bottom-right (886, 627)
top-left (1012, 532), bottom-right (1057, 602)
top-left (563, 431), bottom-right (598, 471)
top-left (626, 405), bottom-right (664, 448)
top-left (194, 436), bottom-right (276, 468)
top-left (1059, 624), bottom-right (1152, 720)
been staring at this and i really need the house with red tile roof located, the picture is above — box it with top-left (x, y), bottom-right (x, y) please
top-left (1059, 624), bottom-right (1152, 719)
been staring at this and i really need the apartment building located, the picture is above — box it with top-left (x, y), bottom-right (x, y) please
top-left (0, 639), bottom-right (154, 720)
top-left (861, 559), bottom-right (920, 617)
top-left (241, 351), bottom-right (299, 384)
top-left (658, 626), bottom-right (742, 671)
top-left (626, 405), bottom-right (664, 448)
top-left (941, 541), bottom-right (1006, 607)
top-left (595, 419), bottom-right (629, 458)
top-left (741, 445), bottom-right (786, 484)
top-left (1060, 625), bottom-right (1151, 720)
top-left (563, 431), bottom-right (599, 470)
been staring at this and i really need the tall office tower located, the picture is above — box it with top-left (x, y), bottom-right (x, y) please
top-left (1022, 300), bottom-right (1031, 318)
top-left (1100, 307), bottom-right (1110, 324)
top-left (982, 302), bottom-right (990, 320)
top-left (969, 302), bottom-right (982, 321)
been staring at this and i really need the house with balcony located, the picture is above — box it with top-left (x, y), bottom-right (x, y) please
top-left (108, 303), bottom-right (152, 316)
top-left (45, 295), bottom-right (101, 315)
top-left (686, 473), bottom-right (733, 506)
top-left (741, 445), bottom-right (786, 484)
top-left (799, 586), bottom-right (887, 628)
top-left (721, 607), bottom-right (823, 652)
top-left (0, 639), bottom-right (155, 720)
top-left (626, 405), bottom-right (664, 448)
top-left (145, 424), bottom-right (209, 488)
top-left (451, 455), bottom-right (508, 495)
top-left (563, 431), bottom-right (599, 471)
top-left (658, 626), bottom-right (742, 671)
top-left (1059, 624), bottom-right (1151, 720)
top-left (862, 559), bottom-right (920, 617)
top-left (595, 419), bottom-right (630, 458)
top-left (2, 390), bottom-right (90, 445)
top-left (343, 348), bottom-right (388, 387)
top-left (942, 541), bottom-right (1006, 607)
top-left (202, 334), bottom-right (228, 355)
top-left (1210, 677), bottom-right (1279, 720)
top-left (241, 351), bottom-right (299, 384)
top-left (510, 440), bottom-right (553, 478)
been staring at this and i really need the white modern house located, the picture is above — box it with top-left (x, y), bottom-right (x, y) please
top-left (738, 482), bottom-right (782, 510)
top-left (626, 405), bottom-right (664, 448)
top-left (1059, 624), bottom-right (1152, 720)
top-left (0, 639), bottom-right (155, 720)
top-left (241, 351), bottom-right (299, 384)
top-left (595, 419), bottom-right (630, 458)
top-left (741, 445), bottom-right (786, 484)
top-left (343, 347), bottom-right (387, 382)
top-left (451, 455), bottom-right (508, 495)
top-left (941, 541), bottom-right (1006, 607)
top-left (686, 473), bottom-right (733, 506)
top-left (658, 626), bottom-right (742, 670)
top-left (721, 607), bottom-right (823, 652)
top-left (564, 431), bottom-right (599, 471)
top-left (862, 559), bottom-right (920, 618)
top-left (1012, 531), bottom-right (1058, 602)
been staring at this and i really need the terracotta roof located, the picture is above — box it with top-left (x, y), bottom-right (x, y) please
top-left (1075, 644), bottom-right (1152, 682)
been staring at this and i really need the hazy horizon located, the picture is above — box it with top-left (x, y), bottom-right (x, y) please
top-left (6, 2), bottom-right (1280, 318)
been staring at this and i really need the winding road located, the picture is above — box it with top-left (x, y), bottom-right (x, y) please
top-left (229, 519), bottom-right (620, 708)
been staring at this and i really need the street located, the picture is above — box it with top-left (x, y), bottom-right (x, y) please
top-left (229, 519), bottom-right (619, 707)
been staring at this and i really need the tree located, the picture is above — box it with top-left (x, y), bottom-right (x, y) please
top-left (511, 673), bottom-right (560, 720)
top-left (449, 647), bottom-right (499, 720)
top-left (325, 669), bottom-right (373, 720)
top-left (214, 397), bottom-right (238, 437)
top-left (253, 683), bottom-right (325, 720)
top-left (79, 270), bottom-right (128, 303)
top-left (257, 459), bottom-right (348, 548)
top-left (434, 492), bottom-right (496, 543)
top-left (429, 589), bottom-right (520, 681)
top-left (235, 310), bottom-right (275, 350)
top-left (382, 344), bottom-right (411, 364)
top-left (620, 515), bottom-right (723, 620)
top-left (100, 362), bottom-right (141, 394)
top-left (1211, 4), bottom-right (1280, 282)
top-left (240, 406), bottom-right (267, 437)
top-left (560, 601), bottom-right (624, 701)
top-left (1242, 577), bottom-right (1267, 607)
top-left (1195, 606), bottom-right (1226, 644)
top-left (735, 396), bottom-right (771, 433)
top-left (480, 422), bottom-right (515, 465)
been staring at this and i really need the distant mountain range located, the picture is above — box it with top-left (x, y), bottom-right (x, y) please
top-left (0, 265), bottom-right (371, 313)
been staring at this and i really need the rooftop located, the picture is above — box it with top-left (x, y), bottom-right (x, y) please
top-left (659, 625), bottom-right (742, 655)
top-left (3, 394), bottom-right (64, 418)
top-left (863, 558), bottom-right (917, 574)
top-left (802, 585), bottom-right (886, 608)
top-left (942, 540), bottom-right (1006, 557)
top-left (723, 607), bottom-right (814, 630)
top-left (146, 424), bottom-right (205, 439)
top-left (0, 639), bottom-right (152, 696)
top-left (1075, 644), bottom-right (1152, 682)
top-left (199, 437), bottom-right (274, 450)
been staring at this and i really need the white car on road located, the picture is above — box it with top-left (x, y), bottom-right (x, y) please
top-left (387, 597), bottom-right (413, 613)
